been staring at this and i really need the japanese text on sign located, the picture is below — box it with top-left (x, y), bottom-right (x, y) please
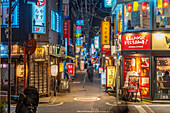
top-left (32, 0), bottom-right (46, 34)
top-left (122, 33), bottom-right (151, 50)
top-left (102, 21), bottom-right (110, 45)
top-left (106, 66), bottom-right (116, 88)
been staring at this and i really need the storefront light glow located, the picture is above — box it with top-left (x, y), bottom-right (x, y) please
top-left (133, 2), bottom-right (139, 11)
top-left (154, 33), bottom-right (165, 40)
top-left (164, 0), bottom-right (169, 8)
top-left (142, 2), bottom-right (147, 11)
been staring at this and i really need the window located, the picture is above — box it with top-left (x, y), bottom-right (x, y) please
top-left (124, 0), bottom-right (150, 31)
top-left (156, 0), bottom-right (170, 28)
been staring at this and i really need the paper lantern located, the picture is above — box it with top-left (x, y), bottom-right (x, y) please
top-left (142, 2), bottom-right (147, 11)
top-left (127, 3), bottom-right (132, 12)
top-left (164, 0), bottom-right (169, 8)
top-left (157, 0), bottom-right (163, 8)
top-left (133, 2), bottom-right (139, 11)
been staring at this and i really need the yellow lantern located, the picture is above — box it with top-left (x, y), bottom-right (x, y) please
top-left (133, 1), bottom-right (139, 11)
top-left (157, 0), bottom-right (163, 8)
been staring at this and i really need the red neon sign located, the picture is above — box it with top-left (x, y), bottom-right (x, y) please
top-left (122, 33), bottom-right (151, 50)
top-left (36, 0), bottom-right (45, 7)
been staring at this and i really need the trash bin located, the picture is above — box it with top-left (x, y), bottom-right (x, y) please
top-left (15, 86), bottom-right (39, 113)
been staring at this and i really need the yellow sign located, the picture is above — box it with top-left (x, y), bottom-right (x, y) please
top-left (35, 47), bottom-right (45, 60)
top-left (102, 21), bottom-right (110, 45)
top-left (76, 34), bottom-right (81, 38)
top-left (106, 66), bottom-right (116, 88)
top-left (59, 63), bottom-right (64, 72)
top-left (16, 63), bottom-right (28, 78)
top-left (133, 2), bottom-right (139, 11)
top-left (152, 33), bottom-right (170, 50)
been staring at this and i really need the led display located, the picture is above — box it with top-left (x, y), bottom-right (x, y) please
top-left (51, 10), bottom-right (55, 31)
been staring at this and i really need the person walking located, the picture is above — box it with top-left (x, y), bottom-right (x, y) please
top-left (87, 63), bottom-right (94, 82)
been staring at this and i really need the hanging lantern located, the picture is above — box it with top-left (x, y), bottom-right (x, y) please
top-left (157, 0), bottom-right (163, 8)
top-left (133, 2), bottom-right (139, 11)
top-left (127, 3), bottom-right (132, 12)
top-left (142, 2), bottom-right (147, 11)
top-left (164, 0), bottom-right (169, 8)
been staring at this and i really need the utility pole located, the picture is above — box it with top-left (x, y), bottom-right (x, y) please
top-left (7, 0), bottom-right (12, 112)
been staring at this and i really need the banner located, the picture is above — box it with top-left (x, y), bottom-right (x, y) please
top-left (152, 33), bottom-right (170, 50)
top-left (122, 33), bottom-right (151, 50)
top-left (64, 21), bottom-right (70, 45)
top-left (102, 21), bottom-right (110, 45)
top-left (106, 66), bottom-right (116, 88)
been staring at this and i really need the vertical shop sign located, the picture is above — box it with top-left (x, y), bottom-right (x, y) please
top-left (56, 12), bottom-right (60, 33)
top-left (65, 38), bottom-right (67, 55)
top-left (51, 10), bottom-right (55, 31)
top-left (106, 66), bottom-right (116, 88)
top-left (64, 21), bottom-right (70, 46)
top-left (76, 38), bottom-right (81, 47)
top-left (1, 0), bottom-right (19, 28)
top-left (101, 72), bottom-right (106, 85)
top-left (66, 63), bottom-right (75, 76)
top-left (76, 25), bottom-right (81, 34)
top-left (32, 0), bottom-right (46, 34)
top-left (80, 61), bottom-right (84, 70)
top-left (122, 33), bottom-right (151, 50)
top-left (102, 21), bottom-right (110, 45)
top-left (59, 63), bottom-right (64, 72)
top-left (99, 67), bottom-right (103, 74)
top-left (94, 36), bottom-right (99, 49)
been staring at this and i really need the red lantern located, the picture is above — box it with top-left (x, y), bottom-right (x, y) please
top-left (142, 2), bottom-right (147, 11)
top-left (127, 3), bottom-right (132, 12)
top-left (164, 0), bottom-right (169, 8)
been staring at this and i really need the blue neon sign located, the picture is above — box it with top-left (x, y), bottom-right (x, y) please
top-left (56, 12), bottom-right (60, 33)
top-left (1, 0), bottom-right (19, 28)
top-left (94, 36), bottom-right (99, 49)
top-left (51, 10), bottom-right (55, 31)
top-left (76, 20), bottom-right (84, 25)
top-left (32, 0), bottom-right (46, 34)
top-left (104, 0), bottom-right (113, 8)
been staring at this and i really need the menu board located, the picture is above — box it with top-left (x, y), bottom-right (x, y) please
top-left (128, 76), bottom-right (139, 92)
top-left (131, 11), bottom-right (140, 27)
top-left (106, 66), bottom-right (116, 88)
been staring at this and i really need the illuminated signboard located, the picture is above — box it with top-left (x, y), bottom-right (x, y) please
top-left (76, 20), bottom-right (84, 25)
top-left (94, 36), bottom-right (99, 49)
top-left (66, 63), bottom-right (75, 76)
top-left (76, 38), bottom-right (81, 47)
top-left (32, 0), bottom-right (46, 34)
top-left (122, 33), bottom-right (151, 50)
top-left (76, 25), bottom-right (81, 34)
top-left (106, 66), bottom-right (116, 88)
top-left (102, 21), bottom-right (110, 45)
top-left (65, 38), bottom-right (67, 55)
top-left (104, 0), bottom-right (113, 8)
top-left (64, 21), bottom-right (70, 46)
top-left (1, 0), bottom-right (19, 28)
top-left (56, 12), bottom-right (60, 33)
top-left (51, 10), bottom-right (55, 31)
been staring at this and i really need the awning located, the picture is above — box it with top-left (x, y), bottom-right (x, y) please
top-left (61, 55), bottom-right (75, 60)
top-left (50, 54), bottom-right (63, 58)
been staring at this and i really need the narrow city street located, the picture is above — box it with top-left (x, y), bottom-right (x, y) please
top-left (35, 70), bottom-right (169, 113)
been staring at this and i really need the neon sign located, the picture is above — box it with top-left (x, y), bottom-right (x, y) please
top-left (56, 12), bottom-right (60, 33)
top-left (51, 10), bottom-right (55, 31)
top-left (1, 0), bottom-right (19, 28)
top-left (32, 0), bottom-right (46, 33)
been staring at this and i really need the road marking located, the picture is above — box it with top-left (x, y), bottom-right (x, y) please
top-left (143, 105), bottom-right (155, 113)
top-left (47, 102), bottom-right (64, 106)
top-left (74, 97), bottom-right (100, 102)
top-left (76, 111), bottom-right (109, 113)
top-left (135, 105), bottom-right (147, 113)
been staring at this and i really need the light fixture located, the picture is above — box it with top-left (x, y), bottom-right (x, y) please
top-left (127, 3), bottom-right (132, 12)
top-left (133, 2), bottom-right (139, 11)
top-left (142, 2), bottom-right (147, 11)
top-left (164, 0), bottom-right (169, 8)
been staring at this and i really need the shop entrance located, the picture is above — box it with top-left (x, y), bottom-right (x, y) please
top-left (154, 57), bottom-right (170, 99)
top-left (30, 62), bottom-right (48, 95)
